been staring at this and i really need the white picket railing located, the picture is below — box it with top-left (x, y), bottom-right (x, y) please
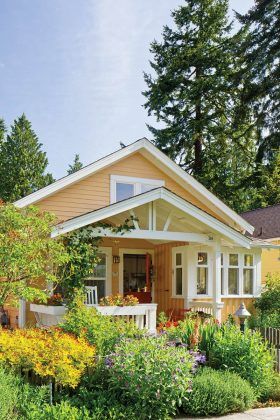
top-left (96, 303), bottom-right (158, 334)
top-left (188, 300), bottom-right (224, 321)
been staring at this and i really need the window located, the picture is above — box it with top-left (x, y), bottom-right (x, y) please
top-left (243, 254), bottom-right (254, 294)
top-left (197, 252), bottom-right (208, 295)
top-left (221, 253), bottom-right (225, 295)
top-left (111, 175), bottom-right (164, 203)
top-left (86, 253), bottom-right (107, 301)
top-left (228, 253), bottom-right (239, 295)
top-left (174, 252), bottom-right (183, 295)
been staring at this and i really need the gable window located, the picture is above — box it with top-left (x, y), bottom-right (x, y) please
top-left (197, 252), bottom-right (208, 295)
top-left (111, 175), bottom-right (164, 203)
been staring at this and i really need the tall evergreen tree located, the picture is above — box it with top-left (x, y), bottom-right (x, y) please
top-left (67, 154), bottom-right (83, 175)
top-left (143, 0), bottom-right (257, 210)
top-left (0, 118), bottom-right (5, 148)
top-left (0, 114), bottom-right (54, 202)
top-left (236, 0), bottom-right (280, 166)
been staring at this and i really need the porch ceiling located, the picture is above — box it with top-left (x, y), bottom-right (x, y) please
top-left (52, 188), bottom-right (252, 248)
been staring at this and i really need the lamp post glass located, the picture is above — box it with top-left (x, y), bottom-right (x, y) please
top-left (234, 302), bottom-right (251, 333)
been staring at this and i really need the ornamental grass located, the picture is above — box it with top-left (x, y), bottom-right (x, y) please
top-left (0, 328), bottom-right (95, 388)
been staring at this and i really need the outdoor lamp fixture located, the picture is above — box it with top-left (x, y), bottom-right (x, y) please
top-left (234, 302), bottom-right (251, 333)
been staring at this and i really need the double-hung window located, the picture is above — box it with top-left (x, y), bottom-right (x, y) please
top-left (110, 175), bottom-right (164, 203)
top-left (228, 253), bottom-right (239, 295)
top-left (243, 254), bottom-right (254, 295)
top-left (197, 252), bottom-right (208, 295)
top-left (221, 253), bottom-right (225, 295)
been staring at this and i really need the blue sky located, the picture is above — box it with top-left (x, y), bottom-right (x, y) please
top-left (1, 0), bottom-right (254, 178)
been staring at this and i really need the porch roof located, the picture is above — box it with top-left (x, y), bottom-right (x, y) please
top-left (52, 187), bottom-right (253, 248)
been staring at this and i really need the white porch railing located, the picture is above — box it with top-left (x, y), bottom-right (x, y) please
top-left (96, 303), bottom-right (158, 334)
top-left (188, 300), bottom-right (224, 321)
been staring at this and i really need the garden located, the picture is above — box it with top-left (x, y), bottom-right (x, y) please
top-left (0, 204), bottom-right (279, 419)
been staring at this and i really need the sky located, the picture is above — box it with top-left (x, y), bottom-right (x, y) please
top-left (1, 0), bottom-right (255, 179)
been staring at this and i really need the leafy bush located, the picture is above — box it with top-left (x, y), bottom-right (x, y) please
top-left (105, 336), bottom-right (194, 419)
top-left (182, 368), bottom-right (255, 416)
top-left (210, 325), bottom-right (274, 398)
top-left (0, 367), bottom-right (20, 419)
top-left (0, 328), bottom-right (95, 388)
top-left (252, 274), bottom-right (280, 328)
top-left (263, 373), bottom-right (280, 402)
top-left (99, 293), bottom-right (138, 306)
top-left (24, 401), bottom-right (91, 420)
top-left (162, 316), bottom-right (220, 354)
top-left (61, 296), bottom-right (143, 356)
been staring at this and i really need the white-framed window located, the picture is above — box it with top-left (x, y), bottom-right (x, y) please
top-left (85, 248), bottom-right (112, 302)
top-left (243, 254), bottom-right (254, 295)
top-left (221, 252), bottom-right (225, 295)
top-left (172, 246), bottom-right (185, 297)
top-left (197, 252), bottom-right (208, 295)
top-left (110, 175), bottom-right (164, 203)
top-left (228, 253), bottom-right (239, 295)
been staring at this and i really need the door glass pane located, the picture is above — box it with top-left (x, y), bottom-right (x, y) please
top-left (116, 183), bottom-right (134, 201)
top-left (228, 268), bottom-right (238, 294)
top-left (197, 267), bottom-right (208, 294)
top-left (198, 252), bottom-right (208, 265)
top-left (123, 254), bottom-right (146, 292)
top-left (93, 254), bottom-right (106, 278)
top-left (176, 267), bottom-right (182, 295)
top-left (243, 269), bottom-right (253, 294)
top-left (229, 254), bottom-right (238, 266)
top-left (221, 253), bottom-right (224, 266)
top-left (244, 254), bottom-right (253, 267)
top-left (176, 253), bottom-right (182, 266)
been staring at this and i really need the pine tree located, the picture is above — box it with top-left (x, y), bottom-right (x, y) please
top-left (143, 0), bottom-right (258, 210)
top-left (67, 154), bottom-right (83, 175)
top-left (0, 114), bottom-right (54, 202)
top-left (0, 119), bottom-right (5, 147)
top-left (236, 0), bottom-right (280, 167)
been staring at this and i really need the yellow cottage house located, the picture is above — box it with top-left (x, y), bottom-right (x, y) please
top-left (11, 138), bottom-right (280, 328)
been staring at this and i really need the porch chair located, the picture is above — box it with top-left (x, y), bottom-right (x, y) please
top-left (85, 286), bottom-right (98, 306)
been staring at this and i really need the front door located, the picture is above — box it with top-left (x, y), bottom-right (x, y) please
top-left (123, 253), bottom-right (153, 303)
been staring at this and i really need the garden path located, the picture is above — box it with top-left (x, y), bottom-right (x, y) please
top-left (182, 407), bottom-right (280, 420)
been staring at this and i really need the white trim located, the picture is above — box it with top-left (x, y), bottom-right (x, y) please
top-left (18, 299), bottom-right (26, 329)
top-left (118, 248), bottom-right (154, 298)
top-left (172, 246), bottom-right (186, 298)
top-left (14, 138), bottom-right (253, 234)
top-left (52, 187), bottom-right (252, 249)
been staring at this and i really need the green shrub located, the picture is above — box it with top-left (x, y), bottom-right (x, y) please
top-left (61, 296), bottom-right (143, 356)
top-left (106, 336), bottom-right (194, 419)
top-left (24, 401), bottom-right (91, 420)
top-left (253, 274), bottom-right (280, 328)
top-left (210, 325), bottom-right (274, 398)
top-left (182, 368), bottom-right (255, 416)
top-left (263, 373), bottom-right (280, 402)
top-left (0, 368), bottom-right (20, 419)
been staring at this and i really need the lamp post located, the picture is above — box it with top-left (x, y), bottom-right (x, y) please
top-left (234, 302), bottom-right (251, 333)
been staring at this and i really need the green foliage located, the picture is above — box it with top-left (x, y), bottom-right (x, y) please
top-left (143, 0), bottom-right (258, 212)
top-left (0, 203), bottom-right (68, 306)
top-left (24, 401), bottom-right (91, 420)
top-left (209, 325), bottom-right (274, 397)
top-left (0, 367), bottom-right (20, 419)
top-left (265, 373), bottom-right (280, 402)
top-left (106, 336), bottom-right (193, 419)
top-left (254, 274), bottom-right (280, 328)
top-left (67, 154), bottom-right (83, 175)
top-left (164, 317), bottom-right (220, 354)
top-left (0, 114), bottom-right (54, 202)
top-left (61, 294), bottom-right (143, 356)
top-left (182, 367), bottom-right (255, 416)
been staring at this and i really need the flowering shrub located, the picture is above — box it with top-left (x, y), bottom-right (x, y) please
top-left (105, 336), bottom-right (194, 419)
top-left (99, 293), bottom-right (138, 306)
top-left (161, 316), bottom-right (220, 354)
top-left (61, 296), bottom-right (143, 356)
top-left (35, 293), bottom-right (64, 306)
top-left (0, 328), bottom-right (95, 388)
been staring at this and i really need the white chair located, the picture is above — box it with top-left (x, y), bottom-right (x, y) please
top-left (85, 286), bottom-right (98, 306)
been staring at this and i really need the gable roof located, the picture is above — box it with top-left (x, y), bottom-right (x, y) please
top-left (14, 137), bottom-right (254, 235)
top-left (52, 187), bottom-right (252, 248)
top-left (241, 204), bottom-right (280, 240)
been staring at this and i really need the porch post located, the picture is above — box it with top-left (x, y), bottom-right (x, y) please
top-left (212, 242), bottom-right (223, 322)
top-left (18, 298), bottom-right (26, 328)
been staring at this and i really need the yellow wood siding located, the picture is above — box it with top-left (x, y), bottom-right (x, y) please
top-left (37, 152), bottom-right (224, 223)
top-left (261, 240), bottom-right (280, 284)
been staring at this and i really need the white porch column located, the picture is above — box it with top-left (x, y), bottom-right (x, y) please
top-left (18, 298), bottom-right (26, 328)
top-left (212, 242), bottom-right (223, 322)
